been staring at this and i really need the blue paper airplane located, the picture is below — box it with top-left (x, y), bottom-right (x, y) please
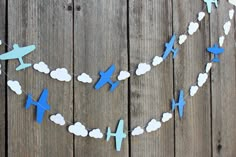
top-left (162, 35), bottom-right (179, 60)
top-left (95, 64), bottom-right (119, 92)
top-left (204, 0), bottom-right (218, 13)
top-left (25, 88), bottom-right (51, 124)
top-left (172, 90), bottom-right (186, 119)
top-left (106, 119), bottom-right (126, 151)
top-left (207, 44), bottom-right (224, 62)
top-left (0, 44), bottom-right (36, 71)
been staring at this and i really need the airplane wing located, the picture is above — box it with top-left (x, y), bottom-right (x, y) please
top-left (115, 136), bottom-right (124, 151)
top-left (0, 50), bottom-right (16, 60)
top-left (36, 107), bottom-right (46, 124)
top-left (178, 90), bottom-right (185, 103)
top-left (38, 89), bottom-right (48, 104)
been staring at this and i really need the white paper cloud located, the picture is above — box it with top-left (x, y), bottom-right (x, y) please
top-left (229, 9), bottom-right (234, 20)
top-left (146, 119), bottom-right (161, 133)
top-left (7, 80), bottom-right (22, 95)
top-left (50, 113), bottom-right (65, 126)
top-left (50, 68), bottom-right (72, 82)
top-left (77, 73), bottom-right (92, 83)
top-left (152, 56), bottom-right (163, 66)
top-left (188, 22), bottom-right (199, 35)
top-left (132, 126), bottom-right (144, 136)
top-left (68, 122), bottom-right (88, 137)
top-left (223, 21), bottom-right (231, 35)
top-left (229, 0), bottom-right (236, 6)
top-left (33, 61), bottom-right (50, 74)
top-left (117, 71), bottom-right (130, 81)
top-left (190, 85), bottom-right (199, 97)
top-left (219, 36), bottom-right (225, 47)
top-left (136, 63), bottom-right (151, 76)
top-left (178, 34), bottom-right (187, 45)
top-left (198, 12), bottom-right (205, 21)
top-left (197, 73), bottom-right (208, 87)
top-left (89, 129), bottom-right (103, 139)
top-left (0, 40), bottom-right (2, 45)
top-left (162, 112), bottom-right (172, 123)
top-left (205, 62), bottom-right (212, 73)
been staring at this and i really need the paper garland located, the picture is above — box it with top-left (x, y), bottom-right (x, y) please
top-left (0, 2), bottom-right (233, 152)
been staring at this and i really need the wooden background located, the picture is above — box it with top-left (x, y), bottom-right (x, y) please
top-left (0, 0), bottom-right (235, 156)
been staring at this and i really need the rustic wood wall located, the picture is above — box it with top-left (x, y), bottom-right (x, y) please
top-left (0, 0), bottom-right (235, 157)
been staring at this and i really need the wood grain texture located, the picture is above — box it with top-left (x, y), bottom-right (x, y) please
top-left (173, 1), bottom-right (211, 157)
top-left (210, 1), bottom-right (236, 157)
top-left (0, 0), bottom-right (235, 156)
top-left (7, 0), bottom-right (73, 157)
top-left (0, 0), bottom-right (6, 156)
top-left (73, 0), bottom-right (128, 156)
top-left (129, 0), bottom-right (174, 157)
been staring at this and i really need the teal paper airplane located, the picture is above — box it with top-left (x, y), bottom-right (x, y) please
top-left (0, 44), bottom-right (36, 71)
top-left (106, 119), bottom-right (126, 151)
top-left (204, 0), bottom-right (218, 13)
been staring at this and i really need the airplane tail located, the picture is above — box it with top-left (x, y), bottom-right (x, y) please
top-left (16, 63), bottom-right (32, 71)
top-left (106, 127), bottom-right (111, 141)
top-left (172, 48), bottom-right (179, 59)
top-left (212, 57), bottom-right (220, 63)
top-left (110, 81), bottom-right (119, 92)
top-left (25, 94), bottom-right (33, 109)
top-left (171, 99), bottom-right (176, 111)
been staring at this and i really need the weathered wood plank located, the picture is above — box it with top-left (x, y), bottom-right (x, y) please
top-left (210, 1), bottom-right (236, 157)
top-left (73, 0), bottom-right (128, 156)
top-left (7, 0), bottom-right (73, 157)
top-left (0, 0), bottom-right (6, 156)
top-left (173, 1), bottom-right (211, 157)
top-left (129, 0), bottom-right (174, 156)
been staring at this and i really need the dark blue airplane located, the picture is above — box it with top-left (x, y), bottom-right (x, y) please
top-left (207, 44), bottom-right (224, 63)
top-left (162, 35), bottom-right (179, 60)
top-left (171, 90), bottom-right (186, 119)
top-left (95, 64), bottom-right (119, 92)
top-left (25, 88), bottom-right (51, 124)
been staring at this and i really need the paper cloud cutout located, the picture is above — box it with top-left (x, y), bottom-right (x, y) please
top-left (50, 113), bottom-right (65, 126)
top-left (0, 40), bottom-right (2, 45)
top-left (89, 129), bottom-right (103, 139)
top-left (178, 34), bottom-right (187, 45)
top-left (205, 62), bottom-right (212, 73)
top-left (152, 56), bottom-right (163, 66)
top-left (33, 62), bottom-right (50, 74)
top-left (136, 63), bottom-right (151, 76)
top-left (197, 73), bottom-right (208, 87)
top-left (198, 12), bottom-right (205, 21)
top-left (7, 80), bottom-right (22, 95)
top-left (50, 68), bottom-right (72, 82)
top-left (229, 0), bottom-right (236, 6)
top-left (190, 85), bottom-right (199, 97)
top-left (117, 71), bottom-right (130, 81)
top-left (132, 126), bottom-right (144, 136)
top-left (188, 22), bottom-right (199, 35)
top-left (77, 73), bottom-right (93, 83)
top-left (146, 119), bottom-right (161, 133)
top-left (229, 9), bottom-right (234, 20)
top-left (162, 112), bottom-right (172, 123)
top-left (68, 122), bottom-right (88, 137)
top-left (219, 36), bottom-right (225, 47)
top-left (223, 21), bottom-right (231, 35)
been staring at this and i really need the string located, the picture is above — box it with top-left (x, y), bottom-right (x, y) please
top-left (0, 5), bottom-right (233, 136)
top-left (0, 5), bottom-right (207, 80)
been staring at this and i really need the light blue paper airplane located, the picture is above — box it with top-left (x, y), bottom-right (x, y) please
top-left (204, 0), bottom-right (218, 13)
top-left (0, 44), bottom-right (36, 71)
top-left (106, 119), bottom-right (126, 151)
